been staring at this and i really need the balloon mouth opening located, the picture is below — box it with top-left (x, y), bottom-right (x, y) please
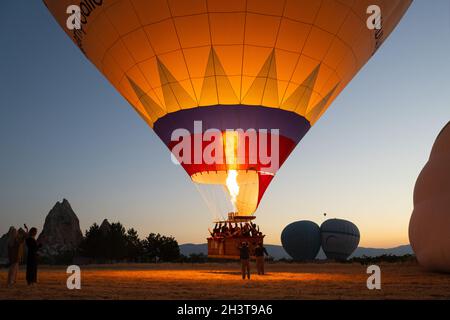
top-left (192, 169), bottom-right (259, 217)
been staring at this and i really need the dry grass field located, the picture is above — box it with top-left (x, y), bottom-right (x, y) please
top-left (0, 262), bottom-right (449, 300)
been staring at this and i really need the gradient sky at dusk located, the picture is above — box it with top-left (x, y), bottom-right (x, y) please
top-left (1, 0), bottom-right (449, 248)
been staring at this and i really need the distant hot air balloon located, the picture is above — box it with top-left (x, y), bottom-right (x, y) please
top-left (320, 219), bottom-right (360, 261)
top-left (43, 0), bottom-right (412, 221)
top-left (409, 122), bottom-right (450, 273)
top-left (281, 220), bottom-right (321, 261)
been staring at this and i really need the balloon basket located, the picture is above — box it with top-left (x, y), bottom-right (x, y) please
top-left (207, 214), bottom-right (264, 259)
top-left (207, 235), bottom-right (264, 260)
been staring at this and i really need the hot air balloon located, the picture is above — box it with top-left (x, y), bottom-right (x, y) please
top-left (44, 0), bottom-right (411, 258)
top-left (409, 122), bottom-right (450, 273)
top-left (320, 219), bottom-right (360, 261)
top-left (281, 221), bottom-right (321, 261)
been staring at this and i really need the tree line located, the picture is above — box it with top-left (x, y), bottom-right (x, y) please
top-left (78, 222), bottom-right (181, 263)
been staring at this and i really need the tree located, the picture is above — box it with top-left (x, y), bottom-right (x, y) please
top-left (159, 235), bottom-right (180, 261)
top-left (79, 222), bottom-right (135, 262)
top-left (79, 224), bottom-right (180, 263)
top-left (126, 228), bottom-right (144, 261)
top-left (104, 222), bottom-right (128, 261)
top-left (143, 233), bottom-right (180, 262)
top-left (143, 233), bottom-right (161, 262)
top-left (79, 223), bottom-right (104, 259)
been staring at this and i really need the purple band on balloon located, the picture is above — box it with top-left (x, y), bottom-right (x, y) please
top-left (153, 105), bottom-right (311, 146)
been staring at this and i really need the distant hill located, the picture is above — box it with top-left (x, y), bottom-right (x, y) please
top-left (179, 243), bottom-right (413, 260)
top-left (351, 245), bottom-right (413, 258)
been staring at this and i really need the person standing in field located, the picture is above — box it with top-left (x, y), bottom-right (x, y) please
top-left (25, 227), bottom-right (41, 286)
top-left (239, 241), bottom-right (250, 280)
top-left (6, 226), bottom-right (29, 287)
top-left (254, 243), bottom-right (269, 275)
top-left (7, 227), bottom-right (19, 287)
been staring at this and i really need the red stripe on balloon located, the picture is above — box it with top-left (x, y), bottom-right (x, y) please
top-left (167, 132), bottom-right (297, 205)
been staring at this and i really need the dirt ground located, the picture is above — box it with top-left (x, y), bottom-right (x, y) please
top-left (0, 262), bottom-right (449, 300)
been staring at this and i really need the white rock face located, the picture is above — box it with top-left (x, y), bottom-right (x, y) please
top-left (38, 199), bottom-right (83, 257)
top-left (409, 122), bottom-right (450, 272)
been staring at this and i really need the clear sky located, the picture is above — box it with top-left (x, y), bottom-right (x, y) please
top-left (1, 0), bottom-right (449, 248)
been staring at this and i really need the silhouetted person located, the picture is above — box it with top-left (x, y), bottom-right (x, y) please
top-left (232, 226), bottom-right (242, 237)
top-left (222, 225), bottom-right (231, 237)
top-left (239, 242), bottom-right (250, 280)
top-left (7, 227), bottom-right (19, 287)
top-left (25, 227), bottom-right (41, 286)
top-left (242, 224), bottom-right (251, 237)
top-left (250, 223), bottom-right (260, 237)
top-left (6, 226), bottom-right (27, 287)
top-left (254, 243), bottom-right (269, 275)
top-left (213, 223), bottom-right (221, 236)
top-left (228, 223), bottom-right (235, 235)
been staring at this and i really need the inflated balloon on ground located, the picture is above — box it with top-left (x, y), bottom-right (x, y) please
top-left (320, 219), bottom-right (360, 261)
top-left (409, 122), bottom-right (450, 273)
top-left (281, 221), bottom-right (321, 261)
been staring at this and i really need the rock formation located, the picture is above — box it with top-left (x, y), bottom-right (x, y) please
top-left (38, 199), bottom-right (83, 257)
top-left (99, 219), bottom-right (111, 235)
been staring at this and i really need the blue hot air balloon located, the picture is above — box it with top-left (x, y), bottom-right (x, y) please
top-left (281, 221), bottom-right (321, 261)
top-left (321, 219), bottom-right (360, 261)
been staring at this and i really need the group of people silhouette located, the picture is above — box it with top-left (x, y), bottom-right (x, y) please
top-left (209, 221), bottom-right (263, 238)
top-left (238, 241), bottom-right (269, 279)
top-left (4, 224), bottom-right (42, 287)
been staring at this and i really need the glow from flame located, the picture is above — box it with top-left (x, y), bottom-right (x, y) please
top-left (226, 169), bottom-right (239, 211)
top-left (225, 131), bottom-right (240, 212)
